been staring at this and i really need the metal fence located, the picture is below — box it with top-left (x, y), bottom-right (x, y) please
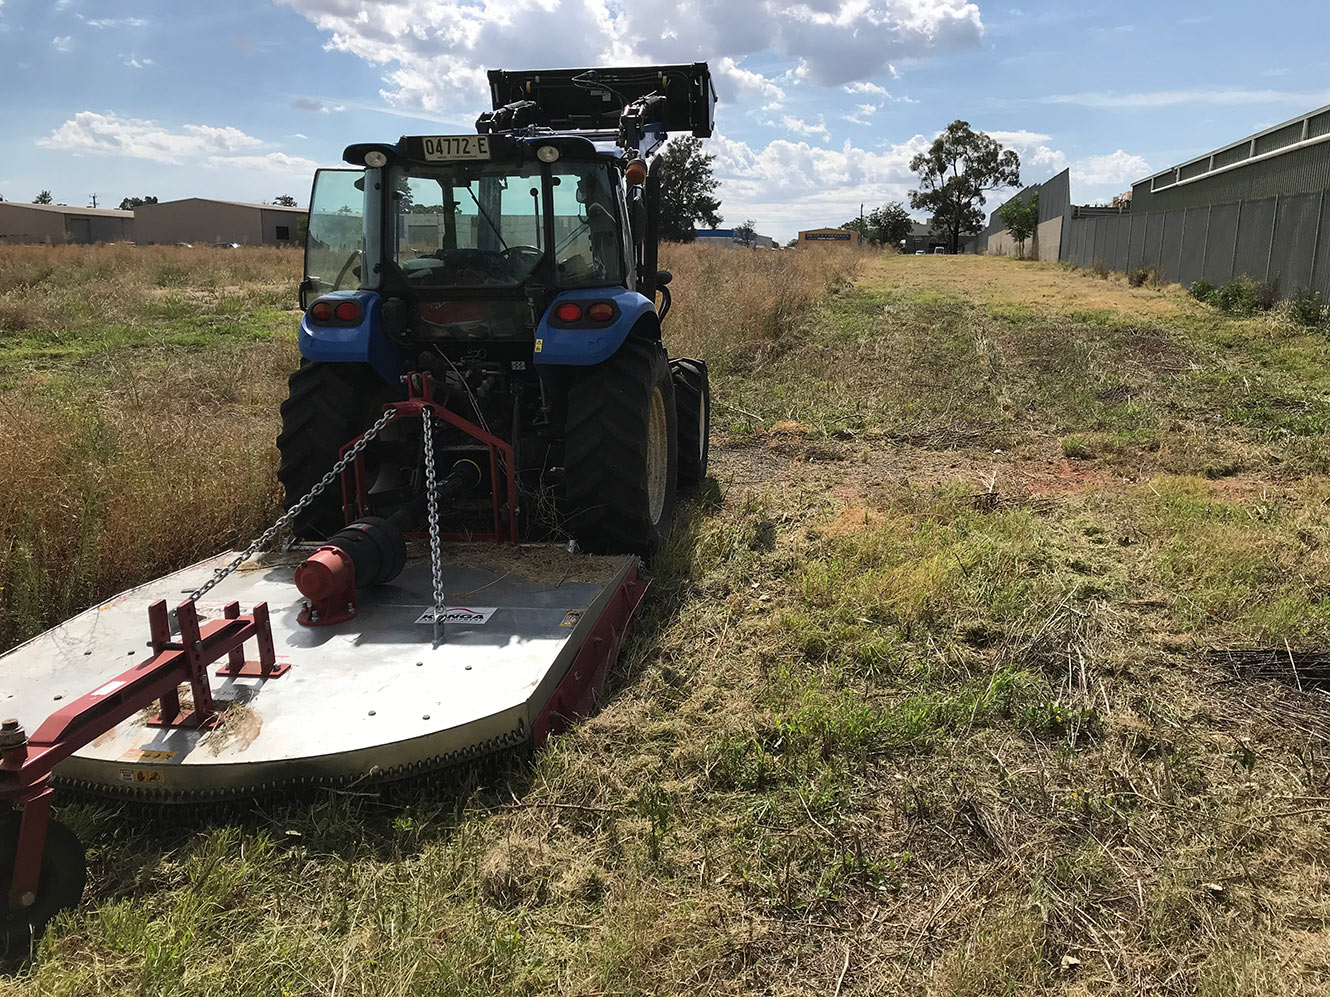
top-left (1061, 190), bottom-right (1330, 293)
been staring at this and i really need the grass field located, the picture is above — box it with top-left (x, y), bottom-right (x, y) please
top-left (7, 247), bottom-right (1330, 994)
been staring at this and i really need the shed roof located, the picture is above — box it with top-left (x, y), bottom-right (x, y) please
top-left (0, 201), bottom-right (134, 218)
top-left (139, 198), bottom-right (305, 213)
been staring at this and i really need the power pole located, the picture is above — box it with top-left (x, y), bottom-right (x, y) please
top-left (89, 193), bottom-right (98, 209)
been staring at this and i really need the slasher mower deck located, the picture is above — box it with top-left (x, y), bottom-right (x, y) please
top-left (3, 546), bottom-right (645, 802)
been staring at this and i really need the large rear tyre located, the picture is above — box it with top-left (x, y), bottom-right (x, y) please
top-left (0, 814), bottom-right (86, 959)
top-left (564, 337), bottom-right (678, 556)
top-left (671, 357), bottom-right (709, 488)
top-left (276, 361), bottom-right (389, 539)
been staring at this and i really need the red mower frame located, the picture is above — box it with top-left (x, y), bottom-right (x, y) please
top-left (340, 372), bottom-right (521, 543)
top-left (1, 600), bottom-right (277, 914)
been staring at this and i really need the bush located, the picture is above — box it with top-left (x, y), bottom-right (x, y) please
top-left (1091, 259), bottom-right (1110, 280)
top-left (1207, 275), bottom-right (1278, 317)
top-left (1189, 279), bottom-right (1215, 303)
top-left (1127, 266), bottom-right (1156, 288)
top-left (1285, 287), bottom-right (1329, 328)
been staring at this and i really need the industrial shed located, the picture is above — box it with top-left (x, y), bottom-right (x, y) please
top-left (1061, 103), bottom-right (1330, 294)
top-left (134, 198), bottom-right (304, 247)
top-left (797, 227), bottom-right (860, 248)
top-left (0, 202), bottom-right (135, 245)
top-left (978, 168), bottom-right (1070, 261)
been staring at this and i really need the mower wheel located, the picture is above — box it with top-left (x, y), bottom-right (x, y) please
top-left (565, 336), bottom-right (678, 556)
top-left (277, 361), bottom-right (389, 539)
top-left (670, 357), bottom-right (709, 488)
top-left (0, 814), bottom-right (86, 959)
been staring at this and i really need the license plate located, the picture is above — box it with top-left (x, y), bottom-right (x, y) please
top-left (421, 135), bottom-right (491, 161)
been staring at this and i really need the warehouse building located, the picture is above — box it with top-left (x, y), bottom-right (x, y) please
top-left (977, 168), bottom-right (1070, 261)
top-left (695, 227), bottom-right (775, 249)
top-left (0, 201), bottom-right (135, 245)
top-left (796, 227), bottom-right (860, 248)
top-left (134, 198), bottom-right (304, 246)
top-left (1061, 103), bottom-right (1330, 293)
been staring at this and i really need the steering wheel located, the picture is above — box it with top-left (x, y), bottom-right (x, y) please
top-left (502, 245), bottom-right (543, 262)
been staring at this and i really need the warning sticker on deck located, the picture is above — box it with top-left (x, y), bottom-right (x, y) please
top-left (415, 607), bottom-right (498, 626)
top-left (560, 611), bottom-right (582, 628)
top-left (119, 768), bottom-right (165, 784)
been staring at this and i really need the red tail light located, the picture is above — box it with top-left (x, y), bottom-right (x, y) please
top-left (586, 302), bottom-right (615, 322)
top-left (555, 303), bottom-right (583, 323)
top-left (309, 301), bottom-right (334, 323)
top-left (334, 301), bottom-right (361, 323)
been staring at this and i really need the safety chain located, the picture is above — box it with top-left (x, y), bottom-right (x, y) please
top-left (421, 406), bottom-right (447, 647)
top-left (187, 406), bottom-right (400, 604)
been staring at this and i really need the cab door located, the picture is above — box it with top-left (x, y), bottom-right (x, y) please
top-left (301, 169), bottom-right (366, 307)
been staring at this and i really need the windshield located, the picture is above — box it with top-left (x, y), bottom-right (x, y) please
top-left (393, 163), bottom-right (544, 288)
top-left (391, 161), bottom-right (624, 288)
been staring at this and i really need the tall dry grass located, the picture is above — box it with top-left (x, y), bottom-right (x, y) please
top-left (0, 243), bottom-right (857, 650)
top-left (0, 243), bottom-right (299, 337)
top-left (660, 243), bottom-right (859, 365)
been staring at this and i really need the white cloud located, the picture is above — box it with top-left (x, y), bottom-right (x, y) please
top-left (1072, 149), bottom-right (1150, 186)
top-left (781, 115), bottom-right (829, 138)
top-left (123, 55), bottom-right (154, 69)
top-left (843, 103), bottom-right (881, 125)
top-left (37, 112), bottom-right (279, 168)
top-left (219, 152), bottom-right (321, 174)
top-left (52, 35), bottom-right (73, 52)
top-left (292, 97), bottom-right (345, 114)
top-left (707, 130), bottom-right (933, 236)
top-left (844, 81), bottom-right (890, 97)
top-left (278, 0), bottom-right (983, 111)
top-left (987, 129), bottom-right (1051, 146)
top-left (1046, 88), bottom-right (1330, 110)
top-left (83, 16), bottom-right (148, 29)
top-left (715, 56), bottom-right (786, 108)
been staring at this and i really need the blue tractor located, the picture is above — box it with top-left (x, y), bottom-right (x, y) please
top-left (280, 64), bottom-right (716, 555)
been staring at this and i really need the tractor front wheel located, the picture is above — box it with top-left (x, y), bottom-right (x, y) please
top-left (0, 813), bottom-right (86, 958)
top-left (564, 337), bottom-right (678, 556)
top-left (670, 357), bottom-right (710, 488)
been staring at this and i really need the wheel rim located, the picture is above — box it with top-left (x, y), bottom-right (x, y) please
top-left (647, 385), bottom-right (668, 524)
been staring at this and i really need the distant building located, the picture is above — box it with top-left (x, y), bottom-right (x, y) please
top-left (901, 222), bottom-right (941, 254)
top-left (695, 227), bottom-right (775, 249)
top-left (134, 198), bottom-right (304, 246)
top-left (796, 227), bottom-right (860, 248)
top-left (977, 168), bottom-right (1071, 261)
top-left (0, 202), bottom-right (135, 245)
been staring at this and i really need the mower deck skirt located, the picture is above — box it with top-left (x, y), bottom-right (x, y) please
top-left (3, 546), bottom-right (641, 802)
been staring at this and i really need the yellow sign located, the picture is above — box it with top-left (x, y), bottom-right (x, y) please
top-left (534, 338), bottom-right (543, 353)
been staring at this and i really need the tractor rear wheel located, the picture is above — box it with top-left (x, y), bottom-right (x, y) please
top-left (277, 361), bottom-right (388, 539)
top-left (670, 357), bottom-right (710, 488)
top-left (0, 814), bottom-right (85, 958)
top-left (564, 337), bottom-right (678, 556)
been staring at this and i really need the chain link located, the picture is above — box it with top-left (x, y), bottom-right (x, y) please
top-left (187, 406), bottom-right (400, 604)
top-left (421, 407), bottom-right (447, 647)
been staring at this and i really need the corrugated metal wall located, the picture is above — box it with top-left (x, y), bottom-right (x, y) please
top-left (1062, 189), bottom-right (1330, 294)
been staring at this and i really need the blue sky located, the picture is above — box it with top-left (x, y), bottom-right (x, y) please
top-left (1, 0), bottom-right (1328, 241)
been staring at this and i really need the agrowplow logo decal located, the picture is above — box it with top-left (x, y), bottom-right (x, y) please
top-left (414, 607), bottom-right (498, 626)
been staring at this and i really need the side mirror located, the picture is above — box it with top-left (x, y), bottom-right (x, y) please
top-left (298, 277), bottom-right (314, 311)
top-left (656, 269), bottom-right (672, 287)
